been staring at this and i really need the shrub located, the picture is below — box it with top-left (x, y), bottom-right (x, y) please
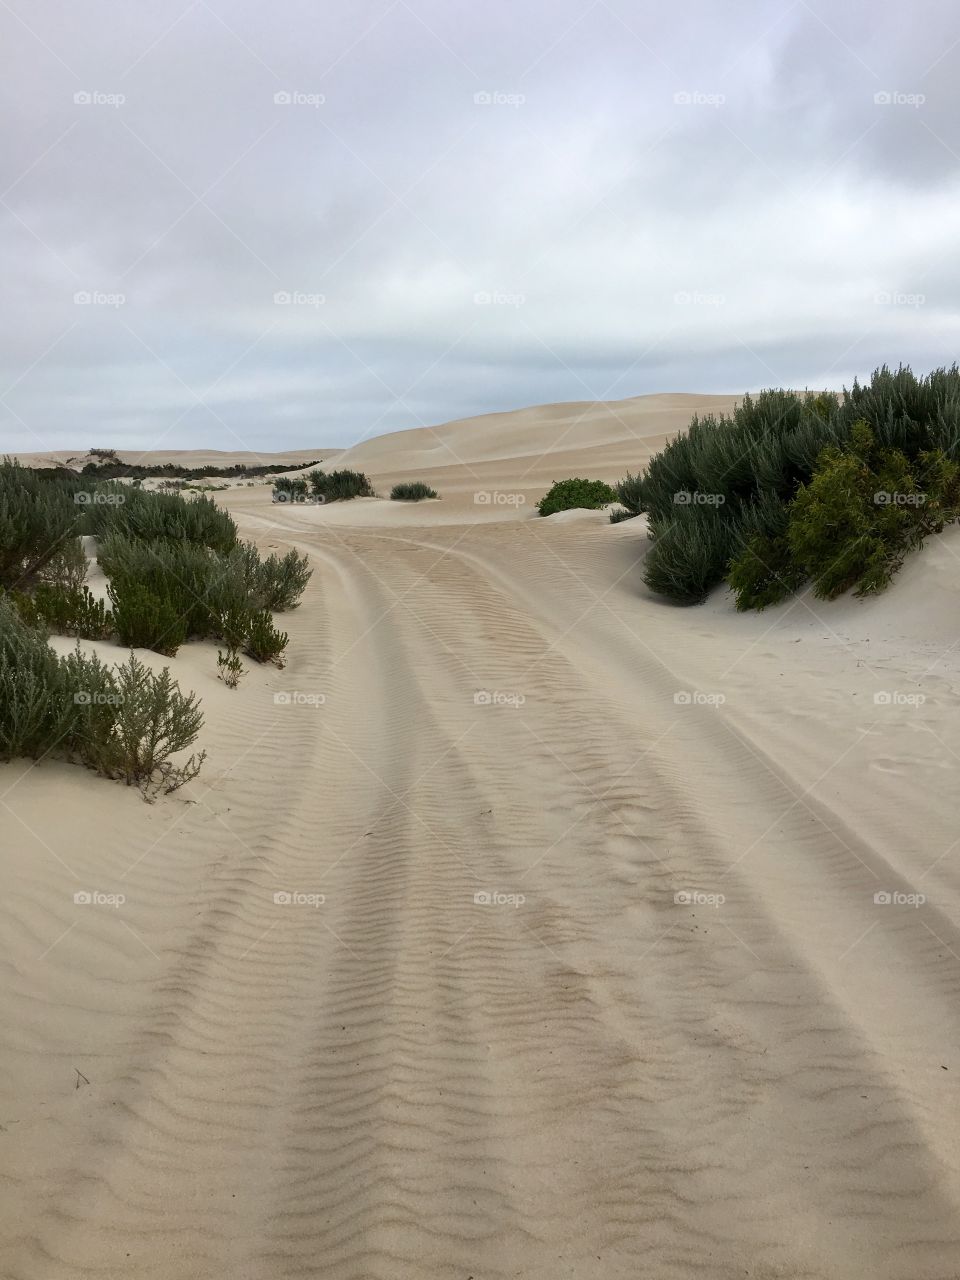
top-left (390, 481), bottom-right (438, 501)
top-left (86, 485), bottom-right (237, 553)
top-left (310, 469), bottom-right (374, 501)
top-left (73, 653), bottom-right (206, 797)
top-left (244, 610), bottom-right (288, 666)
top-left (610, 473), bottom-right (643, 522)
top-left (0, 599), bottom-right (74, 761)
top-left (109, 581), bottom-right (188, 655)
top-left (632, 366), bottom-right (960, 604)
top-left (244, 547), bottom-right (312, 612)
top-left (727, 422), bottom-right (960, 607)
top-left (0, 460), bottom-right (86, 591)
top-left (217, 647), bottom-right (244, 689)
top-left (537, 478), bottom-right (617, 517)
top-left (13, 583), bottom-right (113, 640)
top-left (273, 475), bottom-right (309, 502)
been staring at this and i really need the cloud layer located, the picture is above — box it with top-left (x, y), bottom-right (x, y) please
top-left (4, 0), bottom-right (960, 452)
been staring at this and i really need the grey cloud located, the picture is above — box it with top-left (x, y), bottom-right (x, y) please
top-left (2, 0), bottom-right (960, 452)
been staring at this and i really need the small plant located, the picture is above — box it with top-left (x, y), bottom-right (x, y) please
top-left (390, 481), bottom-right (438, 501)
top-left (244, 610), bottom-right (288, 666)
top-left (217, 646), bottom-right (244, 689)
top-left (94, 654), bottom-right (206, 797)
top-left (537, 478), bottom-right (617, 517)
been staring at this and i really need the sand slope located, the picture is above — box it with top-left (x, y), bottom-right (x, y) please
top-left (3, 394), bottom-right (960, 1278)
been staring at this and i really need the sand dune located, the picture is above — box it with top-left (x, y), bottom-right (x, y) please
top-left (3, 393), bottom-right (960, 1278)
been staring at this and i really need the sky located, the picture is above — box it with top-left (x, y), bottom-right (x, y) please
top-left (3, 0), bottom-right (960, 454)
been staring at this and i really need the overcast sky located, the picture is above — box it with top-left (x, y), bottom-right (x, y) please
top-left (3, 0), bottom-right (960, 453)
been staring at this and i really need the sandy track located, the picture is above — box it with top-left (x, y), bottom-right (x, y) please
top-left (4, 426), bottom-right (960, 1276)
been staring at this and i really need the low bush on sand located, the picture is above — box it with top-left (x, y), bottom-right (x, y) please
top-left (0, 600), bottom-right (205, 798)
top-left (310, 469), bottom-right (375, 501)
top-left (273, 475), bottom-right (310, 502)
top-left (537, 478), bottom-right (617, 516)
top-left (729, 421), bottom-right (960, 608)
top-left (621, 364), bottom-right (960, 606)
top-left (390, 481), bottom-right (438, 501)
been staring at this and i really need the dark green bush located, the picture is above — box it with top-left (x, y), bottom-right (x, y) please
top-left (109, 581), bottom-right (188, 655)
top-left (310, 469), bottom-right (374, 501)
top-left (610, 473), bottom-right (643, 522)
top-left (86, 485), bottom-right (237, 553)
top-left (390, 481), bottom-right (438, 501)
top-left (0, 598), bottom-right (74, 760)
top-left (537, 478), bottom-right (617, 516)
top-left (273, 475), bottom-right (309, 502)
top-left (12, 583), bottom-right (113, 640)
top-left (728, 421), bottom-right (960, 607)
top-left (632, 366), bottom-right (960, 604)
top-left (0, 461), bottom-right (86, 591)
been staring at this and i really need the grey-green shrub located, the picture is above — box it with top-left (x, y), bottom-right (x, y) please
top-left (0, 598), bottom-right (74, 760)
top-left (310, 469), bottom-right (374, 501)
top-left (390, 481), bottom-right (438, 501)
top-left (13, 583), bottom-right (112, 640)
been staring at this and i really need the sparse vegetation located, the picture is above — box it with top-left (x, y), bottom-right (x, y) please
top-left (0, 460), bottom-right (311, 670)
top-left (81, 457), bottom-right (319, 481)
top-left (390, 481), bottom-right (438, 501)
top-left (537, 478), bottom-right (617, 517)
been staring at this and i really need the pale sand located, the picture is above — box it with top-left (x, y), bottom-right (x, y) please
top-left (3, 392), bottom-right (960, 1278)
